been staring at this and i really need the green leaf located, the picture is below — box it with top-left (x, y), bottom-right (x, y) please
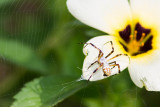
top-left (11, 75), bottom-right (88, 107)
top-left (0, 39), bottom-right (47, 73)
top-left (0, 0), bottom-right (12, 6)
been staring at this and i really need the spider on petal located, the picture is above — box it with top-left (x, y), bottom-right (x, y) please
top-left (82, 41), bottom-right (129, 81)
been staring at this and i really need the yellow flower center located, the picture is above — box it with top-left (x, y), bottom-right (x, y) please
top-left (128, 31), bottom-right (145, 55)
top-left (119, 23), bottom-right (153, 56)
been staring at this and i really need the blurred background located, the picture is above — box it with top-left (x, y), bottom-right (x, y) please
top-left (0, 0), bottom-right (160, 107)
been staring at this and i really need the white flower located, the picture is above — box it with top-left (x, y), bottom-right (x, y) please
top-left (67, 0), bottom-right (160, 91)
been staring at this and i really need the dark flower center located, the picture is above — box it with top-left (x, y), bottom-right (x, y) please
top-left (119, 23), bottom-right (153, 56)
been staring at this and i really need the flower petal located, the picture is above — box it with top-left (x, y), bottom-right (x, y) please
top-left (130, 0), bottom-right (160, 26)
top-left (128, 50), bottom-right (160, 91)
top-left (82, 36), bottom-right (130, 81)
top-left (130, 0), bottom-right (160, 48)
top-left (67, 0), bottom-right (132, 34)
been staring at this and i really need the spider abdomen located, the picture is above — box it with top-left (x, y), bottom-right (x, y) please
top-left (103, 67), bottom-right (111, 76)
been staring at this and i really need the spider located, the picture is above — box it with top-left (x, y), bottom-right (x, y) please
top-left (83, 41), bottom-right (129, 81)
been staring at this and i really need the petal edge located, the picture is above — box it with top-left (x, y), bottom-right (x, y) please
top-left (67, 0), bottom-right (132, 34)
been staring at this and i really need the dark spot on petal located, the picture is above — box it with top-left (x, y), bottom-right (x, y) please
top-left (140, 36), bottom-right (153, 53)
top-left (135, 23), bottom-right (151, 41)
top-left (119, 25), bottom-right (131, 43)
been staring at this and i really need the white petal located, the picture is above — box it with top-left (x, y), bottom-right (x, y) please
top-left (130, 0), bottom-right (160, 90)
top-left (82, 36), bottom-right (130, 81)
top-left (67, 0), bottom-right (132, 34)
top-left (130, 0), bottom-right (160, 48)
top-left (130, 0), bottom-right (160, 25)
top-left (128, 50), bottom-right (160, 91)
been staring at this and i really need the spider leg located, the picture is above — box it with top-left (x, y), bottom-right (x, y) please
top-left (108, 61), bottom-right (116, 65)
top-left (108, 61), bottom-right (116, 70)
top-left (88, 61), bottom-right (99, 70)
top-left (107, 54), bottom-right (128, 62)
top-left (88, 65), bottom-right (102, 81)
top-left (83, 43), bottom-right (103, 58)
top-left (104, 41), bottom-right (114, 58)
top-left (109, 64), bottom-right (121, 73)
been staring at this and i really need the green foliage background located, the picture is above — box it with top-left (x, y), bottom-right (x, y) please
top-left (0, 0), bottom-right (159, 107)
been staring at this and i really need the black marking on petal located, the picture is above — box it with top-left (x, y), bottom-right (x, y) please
top-left (135, 23), bottom-right (151, 41)
top-left (120, 42), bottom-right (128, 52)
top-left (140, 36), bottom-right (153, 53)
top-left (119, 25), bottom-right (131, 43)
